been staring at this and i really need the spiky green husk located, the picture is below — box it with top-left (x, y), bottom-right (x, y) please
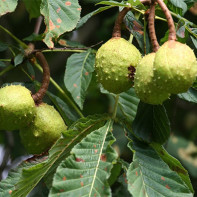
top-left (95, 38), bottom-right (141, 94)
top-left (0, 85), bottom-right (36, 131)
top-left (134, 53), bottom-right (170, 105)
top-left (154, 41), bottom-right (197, 94)
top-left (20, 103), bottom-right (67, 154)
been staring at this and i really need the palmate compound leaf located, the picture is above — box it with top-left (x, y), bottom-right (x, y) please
top-left (127, 141), bottom-right (193, 197)
top-left (10, 115), bottom-right (108, 197)
top-left (64, 50), bottom-right (95, 110)
top-left (49, 120), bottom-right (118, 197)
top-left (40, 0), bottom-right (81, 48)
top-left (0, 0), bottom-right (18, 17)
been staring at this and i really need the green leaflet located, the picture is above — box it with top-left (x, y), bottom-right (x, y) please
top-left (64, 50), bottom-right (95, 109)
top-left (178, 88), bottom-right (197, 103)
top-left (132, 102), bottom-right (170, 144)
top-left (0, 0), bottom-right (18, 17)
top-left (118, 88), bottom-right (140, 122)
top-left (40, 0), bottom-right (81, 48)
top-left (23, 0), bottom-right (41, 19)
top-left (10, 115), bottom-right (108, 197)
top-left (151, 143), bottom-right (194, 193)
top-left (127, 141), bottom-right (193, 197)
top-left (49, 120), bottom-right (118, 197)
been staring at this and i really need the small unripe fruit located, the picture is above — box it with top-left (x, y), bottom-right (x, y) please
top-left (154, 41), bottom-right (197, 94)
top-left (134, 53), bottom-right (170, 105)
top-left (19, 103), bottom-right (67, 154)
top-left (0, 85), bottom-right (36, 131)
top-left (95, 38), bottom-right (142, 94)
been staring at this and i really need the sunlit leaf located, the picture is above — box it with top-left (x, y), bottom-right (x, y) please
top-left (0, 0), bottom-right (18, 17)
top-left (64, 50), bottom-right (95, 109)
top-left (49, 120), bottom-right (117, 197)
top-left (40, 0), bottom-right (81, 48)
top-left (127, 141), bottom-right (193, 197)
top-left (11, 115), bottom-right (108, 197)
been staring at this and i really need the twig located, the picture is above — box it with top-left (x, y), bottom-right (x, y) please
top-left (148, 1), bottom-right (160, 52)
top-left (34, 16), bottom-right (43, 35)
top-left (112, 7), bottom-right (130, 38)
top-left (156, 0), bottom-right (176, 41)
top-left (32, 52), bottom-right (50, 104)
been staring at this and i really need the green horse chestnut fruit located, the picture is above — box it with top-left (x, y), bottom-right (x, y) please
top-left (20, 103), bottom-right (67, 154)
top-left (134, 53), bottom-right (170, 105)
top-left (95, 37), bottom-right (142, 94)
top-left (154, 41), bottom-right (197, 94)
top-left (0, 85), bottom-right (36, 131)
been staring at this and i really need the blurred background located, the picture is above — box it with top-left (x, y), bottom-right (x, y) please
top-left (0, 0), bottom-right (197, 196)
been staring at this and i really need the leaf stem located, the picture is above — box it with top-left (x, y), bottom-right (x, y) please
top-left (34, 62), bottom-right (84, 118)
top-left (0, 59), bottom-right (11, 62)
top-left (0, 25), bottom-right (27, 49)
top-left (41, 49), bottom-right (85, 53)
top-left (112, 95), bottom-right (119, 120)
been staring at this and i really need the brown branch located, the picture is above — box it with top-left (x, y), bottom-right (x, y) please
top-left (112, 7), bottom-right (130, 38)
top-left (32, 52), bottom-right (50, 104)
top-left (148, 1), bottom-right (160, 52)
top-left (34, 16), bottom-right (43, 35)
top-left (141, 0), bottom-right (151, 5)
top-left (156, 0), bottom-right (176, 41)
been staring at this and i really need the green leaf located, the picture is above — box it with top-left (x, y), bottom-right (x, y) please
top-left (14, 53), bottom-right (24, 66)
top-left (178, 88), bottom-right (197, 103)
top-left (191, 35), bottom-right (197, 49)
top-left (167, 0), bottom-right (187, 16)
top-left (11, 115), bottom-right (108, 197)
top-left (0, 156), bottom-right (48, 197)
top-left (64, 50), bottom-right (95, 109)
top-left (22, 0), bottom-right (41, 20)
top-left (166, 135), bottom-right (197, 178)
top-left (132, 102), bottom-right (171, 144)
top-left (0, 42), bottom-right (8, 52)
top-left (108, 163), bottom-right (122, 186)
top-left (49, 120), bottom-right (117, 197)
top-left (76, 5), bottom-right (114, 29)
top-left (124, 11), bottom-right (151, 55)
top-left (40, 0), bottom-right (81, 48)
top-left (127, 141), bottom-right (193, 197)
top-left (47, 91), bottom-right (80, 126)
top-left (128, 0), bottom-right (145, 8)
top-left (184, 0), bottom-right (197, 8)
top-left (0, 61), bottom-right (6, 68)
top-left (151, 143), bottom-right (194, 193)
top-left (0, 0), bottom-right (18, 17)
top-left (96, 1), bottom-right (129, 7)
top-left (118, 88), bottom-right (140, 122)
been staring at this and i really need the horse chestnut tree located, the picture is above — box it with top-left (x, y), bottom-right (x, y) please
top-left (0, 0), bottom-right (197, 197)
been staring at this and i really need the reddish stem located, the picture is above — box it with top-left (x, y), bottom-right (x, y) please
top-left (148, 1), bottom-right (160, 52)
top-left (112, 7), bottom-right (130, 38)
top-left (32, 52), bottom-right (50, 104)
top-left (156, 0), bottom-right (176, 41)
